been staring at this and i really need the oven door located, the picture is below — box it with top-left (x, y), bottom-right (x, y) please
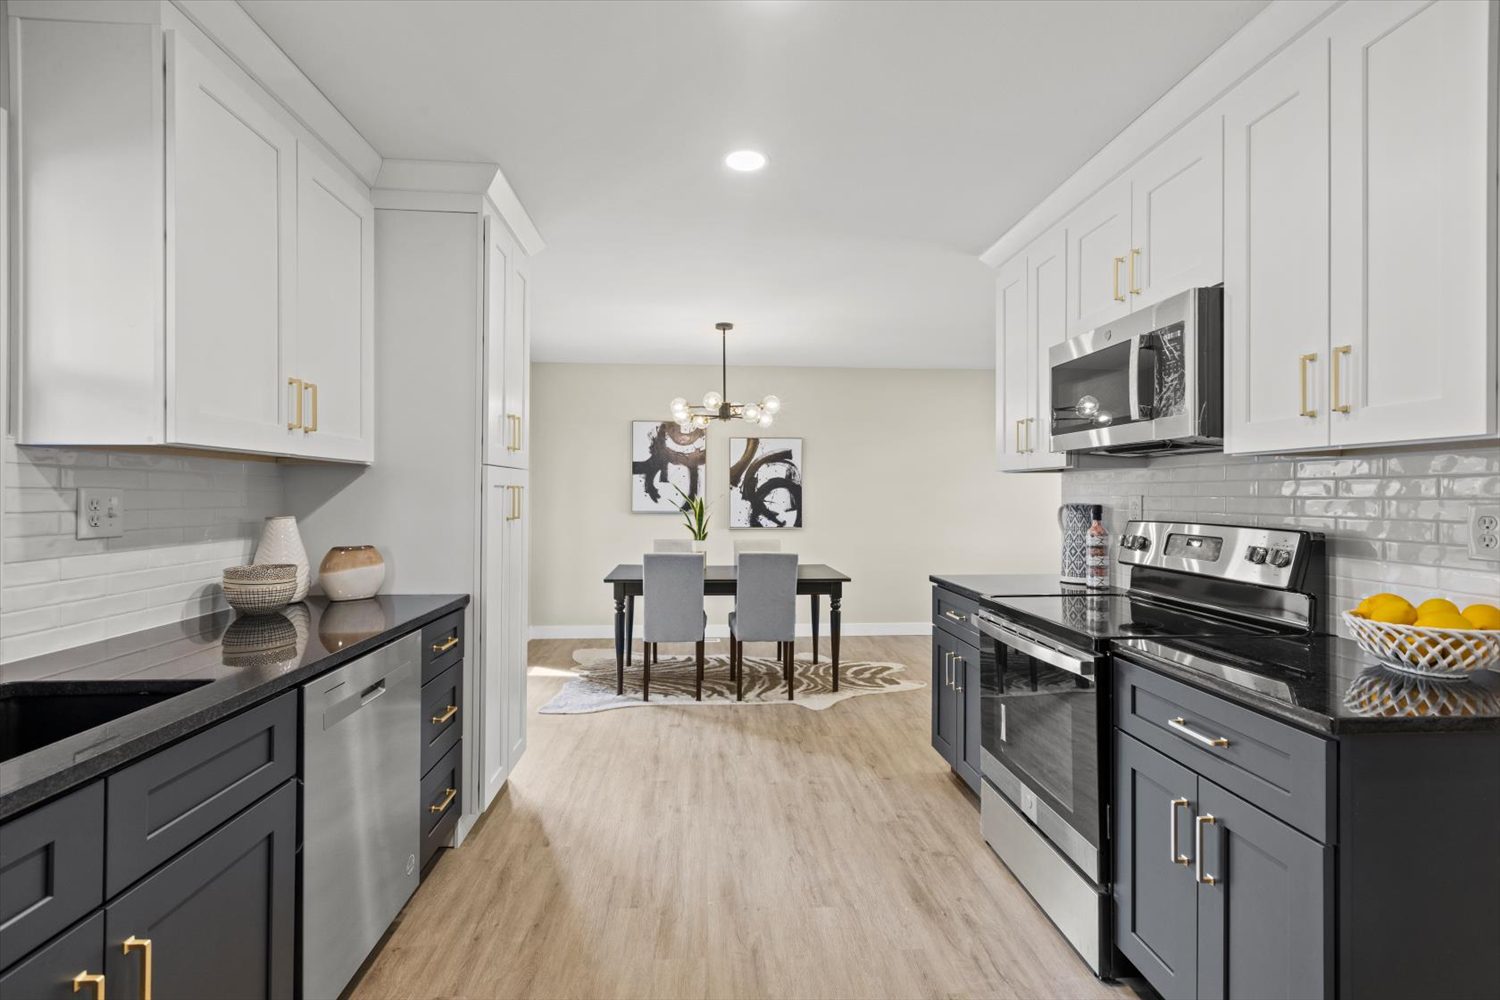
top-left (978, 613), bottom-right (1102, 882)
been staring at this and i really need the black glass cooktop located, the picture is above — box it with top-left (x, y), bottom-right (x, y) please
top-left (1117, 631), bottom-right (1500, 734)
top-left (990, 593), bottom-right (1278, 644)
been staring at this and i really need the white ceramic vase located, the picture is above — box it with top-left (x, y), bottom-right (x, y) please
top-left (254, 515), bottom-right (310, 602)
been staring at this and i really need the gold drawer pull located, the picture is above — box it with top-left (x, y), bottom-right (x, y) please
top-left (429, 787), bottom-right (457, 814)
top-left (1195, 814), bottom-right (1218, 885)
top-left (287, 378), bottom-right (304, 430)
top-left (1169, 798), bottom-right (1191, 866)
top-left (1112, 256), bottom-right (1126, 302)
top-left (1129, 248), bottom-right (1142, 295)
top-left (1299, 353), bottom-right (1318, 418)
top-left (1168, 716), bottom-right (1230, 748)
top-left (306, 381), bottom-right (319, 433)
top-left (432, 635), bottom-right (459, 655)
top-left (73, 972), bottom-right (106, 1000)
top-left (431, 705), bottom-right (458, 725)
top-left (942, 609), bottom-right (968, 623)
top-left (123, 937), bottom-right (152, 1000)
top-left (1332, 344), bottom-right (1352, 414)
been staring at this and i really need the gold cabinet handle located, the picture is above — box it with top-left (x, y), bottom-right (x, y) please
top-left (506, 484), bottom-right (524, 522)
top-left (305, 382), bottom-right (318, 433)
top-left (506, 413), bottom-right (523, 452)
top-left (287, 378), bottom-right (303, 430)
top-left (72, 972), bottom-right (106, 1000)
top-left (123, 937), bottom-right (152, 1000)
top-left (1112, 256), bottom-right (1126, 302)
top-left (1129, 248), bottom-right (1142, 295)
top-left (431, 704), bottom-right (458, 725)
top-left (1168, 716), bottom-right (1230, 749)
top-left (1332, 344), bottom-right (1352, 414)
top-left (431, 635), bottom-right (459, 655)
top-left (1298, 353), bottom-right (1318, 418)
top-left (1195, 814), bottom-right (1218, 885)
top-left (1014, 419), bottom-right (1023, 455)
top-left (429, 787), bottom-right (457, 814)
top-left (1169, 798), bottom-right (1192, 866)
top-left (941, 609), bottom-right (968, 623)
top-left (1025, 417), bottom-right (1035, 453)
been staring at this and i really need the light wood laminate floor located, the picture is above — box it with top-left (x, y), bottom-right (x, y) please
top-left (352, 636), bottom-right (1141, 1000)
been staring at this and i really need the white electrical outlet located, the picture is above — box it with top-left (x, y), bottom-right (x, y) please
top-left (1467, 504), bottom-right (1500, 562)
top-left (76, 488), bottom-right (125, 539)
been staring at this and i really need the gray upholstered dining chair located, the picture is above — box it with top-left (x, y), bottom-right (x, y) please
top-left (640, 553), bottom-right (707, 701)
top-left (733, 538), bottom-right (781, 555)
top-left (652, 538), bottom-right (695, 553)
top-left (728, 552), bottom-right (799, 701)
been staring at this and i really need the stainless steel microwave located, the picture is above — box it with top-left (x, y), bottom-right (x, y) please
top-left (1048, 286), bottom-right (1222, 455)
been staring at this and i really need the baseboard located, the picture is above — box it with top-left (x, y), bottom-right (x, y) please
top-left (528, 622), bottom-right (932, 641)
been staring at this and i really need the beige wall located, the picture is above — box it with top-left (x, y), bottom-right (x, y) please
top-left (530, 363), bottom-right (1062, 633)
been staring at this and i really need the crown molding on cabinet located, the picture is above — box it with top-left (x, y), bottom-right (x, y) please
top-left (375, 159), bottom-right (546, 256)
top-left (979, 0), bottom-right (1340, 269)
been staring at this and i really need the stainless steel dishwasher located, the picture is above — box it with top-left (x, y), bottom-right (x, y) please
top-left (301, 632), bottom-right (421, 999)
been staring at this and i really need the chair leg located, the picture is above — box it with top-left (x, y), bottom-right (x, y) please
top-left (736, 639), bottom-right (744, 701)
top-left (643, 648), bottom-right (651, 701)
top-left (695, 640), bottom-right (705, 701)
top-left (785, 641), bottom-right (794, 701)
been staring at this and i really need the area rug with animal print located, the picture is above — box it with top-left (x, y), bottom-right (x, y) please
top-left (537, 646), bottom-right (923, 713)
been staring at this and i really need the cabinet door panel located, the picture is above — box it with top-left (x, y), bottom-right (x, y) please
top-left (1027, 227), bottom-right (1069, 469)
top-left (995, 255), bottom-right (1031, 471)
top-left (1130, 113), bottom-right (1223, 307)
top-left (956, 641), bottom-right (981, 793)
top-left (105, 781), bottom-right (296, 1000)
top-left (1329, 0), bottom-right (1496, 446)
top-left (0, 912), bottom-right (105, 1000)
top-left (506, 470), bottom-right (529, 768)
top-left (507, 264), bottom-right (531, 468)
top-left (1222, 33), bottom-right (1331, 454)
top-left (930, 632), bottom-right (957, 764)
top-left (1066, 178), bottom-right (1131, 336)
top-left (295, 143), bottom-right (374, 462)
top-left (166, 35), bottom-right (296, 455)
top-left (0, 783), bottom-right (103, 968)
top-left (483, 214), bottom-right (512, 467)
top-left (1196, 779), bottom-right (1330, 1000)
top-left (480, 465), bottom-right (528, 809)
top-left (1114, 733), bottom-right (1199, 1000)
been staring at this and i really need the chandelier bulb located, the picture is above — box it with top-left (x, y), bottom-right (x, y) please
top-left (760, 394), bottom-right (781, 415)
top-left (702, 391), bottom-right (723, 411)
top-left (742, 403), bottom-right (762, 423)
top-left (758, 413), bottom-right (774, 428)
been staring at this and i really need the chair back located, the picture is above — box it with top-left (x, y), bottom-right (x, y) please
top-left (652, 538), bottom-right (695, 553)
top-left (733, 539), bottom-right (782, 555)
top-left (734, 552), bottom-right (798, 642)
top-left (642, 553), bottom-right (706, 643)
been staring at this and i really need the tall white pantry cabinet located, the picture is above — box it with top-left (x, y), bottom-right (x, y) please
top-left (10, 6), bottom-right (374, 462)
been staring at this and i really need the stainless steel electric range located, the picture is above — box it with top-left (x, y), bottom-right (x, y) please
top-left (973, 520), bottom-right (1325, 978)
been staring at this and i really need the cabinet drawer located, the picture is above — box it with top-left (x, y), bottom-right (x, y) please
top-left (106, 692), bottom-right (297, 895)
top-left (1114, 657), bottom-right (1333, 842)
top-left (932, 588), bottom-right (980, 644)
top-left (0, 912), bottom-right (104, 999)
top-left (0, 783), bottom-right (104, 969)
top-left (421, 661), bottom-right (463, 777)
top-left (422, 610), bottom-right (464, 684)
top-left (420, 741), bottom-right (462, 871)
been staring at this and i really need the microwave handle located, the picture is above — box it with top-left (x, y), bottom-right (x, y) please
top-left (1128, 334), bottom-right (1157, 421)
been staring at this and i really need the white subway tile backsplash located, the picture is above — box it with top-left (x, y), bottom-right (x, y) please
top-left (1064, 442), bottom-right (1500, 632)
top-left (2, 445), bottom-right (285, 662)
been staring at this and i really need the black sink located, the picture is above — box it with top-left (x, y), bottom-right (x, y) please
top-left (0, 683), bottom-right (209, 764)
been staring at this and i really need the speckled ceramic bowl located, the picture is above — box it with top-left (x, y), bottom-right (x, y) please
top-left (222, 564), bottom-right (298, 615)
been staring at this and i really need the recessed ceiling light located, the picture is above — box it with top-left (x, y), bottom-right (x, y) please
top-left (725, 149), bottom-right (767, 172)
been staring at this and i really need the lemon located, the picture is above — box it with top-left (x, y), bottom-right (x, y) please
top-left (1417, 598), bottom-right (1460, 618)
top-left (1414, 611), bottom-right (1474, 630)
top-left (1364, 595), bottom-right (1417, 625)
top-left (1357, 592), bottom-right (1405, 615)
top-left (1461, 604), bottom-right (1500, 630)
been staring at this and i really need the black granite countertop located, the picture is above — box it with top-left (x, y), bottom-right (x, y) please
top-left (0, 594), bottom-right (468, 820)
top-left (1114, 630), bottom-right (1500, 735)
top-left (930, 573), bottom-right (1092, 603)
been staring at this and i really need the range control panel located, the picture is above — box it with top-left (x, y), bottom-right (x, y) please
top-left (1116, 520), bottom-right (1316, 590)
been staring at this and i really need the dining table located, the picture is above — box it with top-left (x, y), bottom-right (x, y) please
top-left (603, 563), bottom-right (851, 695)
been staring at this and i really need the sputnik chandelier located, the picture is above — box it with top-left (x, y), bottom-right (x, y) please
top-left (669, 322), bottom-right (781, 430)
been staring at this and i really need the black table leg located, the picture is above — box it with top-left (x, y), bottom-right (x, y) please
top-left (811, 595), bottom-right (820, 663)
top-left (626, 595), bottom-right (635, 666)
top-left (830, 591), bottom-right (841, 692)
top-left (614, 594), bottom-right (626, 695)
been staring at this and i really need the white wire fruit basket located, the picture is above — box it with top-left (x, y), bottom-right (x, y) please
top-left (1342, 611), bottom-right (1500, 677)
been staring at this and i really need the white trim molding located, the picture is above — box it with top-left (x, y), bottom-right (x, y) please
top-left (529, 622), bottom-right (932, 642)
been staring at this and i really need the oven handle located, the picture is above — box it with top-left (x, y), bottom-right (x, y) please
top-left (1128, 333), bottom-right (1157, 422)
top-left (975, 613), bottom-right (1095, 678)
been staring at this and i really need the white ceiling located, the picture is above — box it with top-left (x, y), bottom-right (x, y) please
top-left (240, 0), bottom-right (1267, 369)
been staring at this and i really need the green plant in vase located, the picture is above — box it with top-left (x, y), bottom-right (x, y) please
top-left (672, 485), bottom-right (710, 543)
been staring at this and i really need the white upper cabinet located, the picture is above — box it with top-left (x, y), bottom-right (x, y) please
top-left (1327, 0), bottom-right (1496, 447)
top-left (995, 254), bottom-right (1030, 471)
top-left (167, 33), bottom-right (297, 455)
top-left (1027, 228), bottom-right (1070, 470)
top-left (1065, 177), bottom-right (1132, 337)
top-left (483, 211), bottom-right (530, 469)
top-left (1128, 113), bottom-right (1223, 309)
top-left (1223, 32), bottom-right (1331, 455)
top-left (12, 16), bottom-right (375, 463)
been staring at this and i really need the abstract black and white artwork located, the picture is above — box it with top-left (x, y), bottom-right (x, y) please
top-left (728, 438), bottom-right (803, 528)
top-left (631, 421), bottom-right (707, 513)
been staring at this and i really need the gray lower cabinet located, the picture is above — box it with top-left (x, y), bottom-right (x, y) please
top-left (0, 913), bottom-right (104, 1000)
top-left (931, 630), bottom-right (960, 764)
top-left (930, 625), bottom-right (980, 792)
top-left (105, 781), bottom-right (297, 1000)
top-left (1116, 731), bottom-right (1330, 1000)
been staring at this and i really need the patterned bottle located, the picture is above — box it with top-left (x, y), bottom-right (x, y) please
top-left (1085, 505), bottom-right (1110, 591)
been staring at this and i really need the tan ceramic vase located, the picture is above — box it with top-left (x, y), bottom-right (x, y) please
top-left (318, 545), bottom-right (386, 602)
